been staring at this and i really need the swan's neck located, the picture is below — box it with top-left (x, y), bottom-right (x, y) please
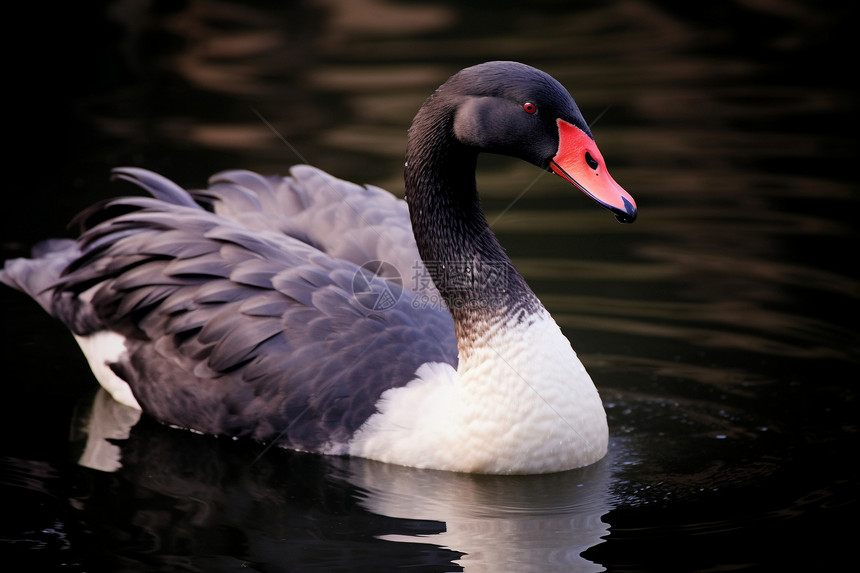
top-left (404, 106), bottom-right (541, 360)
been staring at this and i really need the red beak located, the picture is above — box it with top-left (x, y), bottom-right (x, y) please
top-left (550, 119), bottom-right (637, 223)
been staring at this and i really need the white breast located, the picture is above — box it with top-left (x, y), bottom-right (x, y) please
top-left (348, 309), bottom-right (608, 474)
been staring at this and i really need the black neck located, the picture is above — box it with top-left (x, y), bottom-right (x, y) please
top-left (404, 101), bottom-right (541, 333)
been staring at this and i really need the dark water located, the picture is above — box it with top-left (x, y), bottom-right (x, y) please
top-left (2, 1), bottom-right (857, 571)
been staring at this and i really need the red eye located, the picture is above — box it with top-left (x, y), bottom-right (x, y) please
top-left (523, 102), bottom-right (537, 114)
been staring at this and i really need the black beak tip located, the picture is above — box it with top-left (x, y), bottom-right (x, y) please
top-left (613, 198), bottom-right (637, 224)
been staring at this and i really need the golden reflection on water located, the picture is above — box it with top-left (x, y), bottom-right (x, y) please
top-left (529, 260), bottom-right (856, 363)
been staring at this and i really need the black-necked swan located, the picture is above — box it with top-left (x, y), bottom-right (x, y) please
top-left (1, 61), bottom-right (636, 475)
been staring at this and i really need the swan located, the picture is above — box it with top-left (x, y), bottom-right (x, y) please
top-left (1, 61), bottom-right (636, 474)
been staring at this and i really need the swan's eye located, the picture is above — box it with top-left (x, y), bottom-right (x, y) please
top-left (523, 102), bottom-right (537, 114)
top-left (585, 151), bottom-right (599, 170)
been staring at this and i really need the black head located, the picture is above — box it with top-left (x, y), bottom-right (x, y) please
top-left (417, 61), bottom-right (636, 223)
top-left (444, 61), bottom-right (591, 168)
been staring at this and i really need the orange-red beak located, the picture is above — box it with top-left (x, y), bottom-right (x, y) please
top-left (550, 119), bottom-right (637, 223)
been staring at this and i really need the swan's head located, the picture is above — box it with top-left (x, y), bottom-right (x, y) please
top-left (444, 61), bottom-right (637, 223)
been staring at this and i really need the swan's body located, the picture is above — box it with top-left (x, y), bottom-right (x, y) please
top-left (1, 62), bottom-right (636, 474)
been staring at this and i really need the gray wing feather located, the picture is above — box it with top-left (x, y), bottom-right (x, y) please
top-left (198, 166), bottom-right (430, 288)
top-left (111, 167), bottom-right (201, 209)
top-left (2, 165), bottom-right (456, 452)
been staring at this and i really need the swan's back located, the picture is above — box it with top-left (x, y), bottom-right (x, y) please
top-left (197, 165), bottom-right (424, 283)
top-left (1, 165), bottom-right (456, 453)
